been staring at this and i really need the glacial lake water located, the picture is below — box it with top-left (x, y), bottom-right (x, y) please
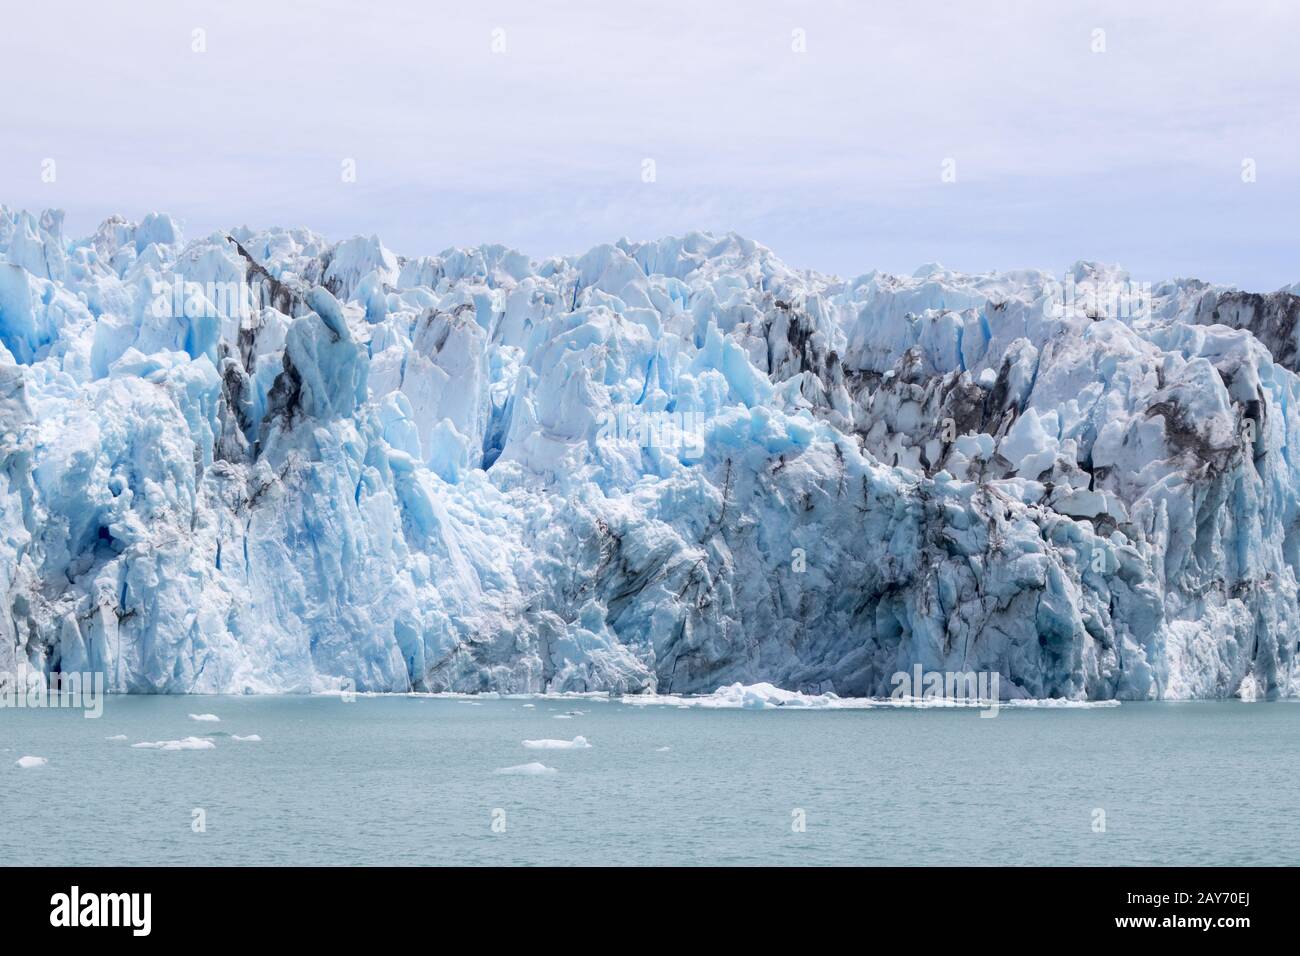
top-left (2, 695), bottom-right (1297, 866)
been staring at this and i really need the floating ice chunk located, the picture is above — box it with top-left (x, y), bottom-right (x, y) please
top-left (623, 682), bottom-right (877, 710)
top-left (106, 735), bottom-right (128, 742)
top-left (654, 746), bottom-right (671, 752)
top-left (522, 703), bottom-right (536, 709)
top-left (717, 682), bottom-right (845, 709)
top-left (15, 755), bottom-right (48, 769)
top-left (1000, 698), bottom-right (1121, 709)
top-left (131, 737), bottom-right (216, 751)
top-left (552, 714), bottom-right (573, 720)
top-left (495, 762), bottom-right (558, 775)
top-left (522, 736), bottom-right (591, 750)
top-left (188, 713), bottom-right (220, 722)
top-left (232, 734), bottom-right (262, 742)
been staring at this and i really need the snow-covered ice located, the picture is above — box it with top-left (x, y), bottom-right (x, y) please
top-left (3, 207), bottom-right (1299, 701)
top-left (522, 735), bottom-right (591, 749)
top-left (188, 713), bottom-right (220, 722)
top-left (495, 762), bottom-right (558, 775)
top-left (232, 734), bottom-right (261, 742)
top-left (14, 755), bottom-right (47, 768)
top-left (105, 734), bottom-right (128, 741)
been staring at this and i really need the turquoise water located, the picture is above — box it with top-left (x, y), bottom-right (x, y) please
top-left (2, 696), bottom-right (1297, 865)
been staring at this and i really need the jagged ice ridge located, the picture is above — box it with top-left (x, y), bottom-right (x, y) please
top-left (2, 206), bottom-right (1299, 699)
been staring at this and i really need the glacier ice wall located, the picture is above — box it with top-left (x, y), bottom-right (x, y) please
top-left (1, 206), bottom-right (1297, 699)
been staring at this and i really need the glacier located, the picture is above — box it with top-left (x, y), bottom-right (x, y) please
top-left (1, 205), bottom-right (1298, 700)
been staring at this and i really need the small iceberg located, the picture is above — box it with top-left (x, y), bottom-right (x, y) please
top-left (15, 755), bottom-right (47, 769)
top-left (106, 734), bottom-right (128, 742)
top-left (522, 736), bottom-right (591, 750)
top-left (1000, 698), bottom-right (1122, 709)
top-left (495, 762), bottom-right (558, 775)
top-left (232, 734), bottom-right (262, 742)
top-left (654, 746), bottom-right (671, 752)
top-left (188, 713), bottom-right (221, 722)
top-left (626, 681), bottom-right (875, 710)
top-left (622, 681), bottom-right (1124, 711)
top-left (132, 737), bottom-right (216, 751)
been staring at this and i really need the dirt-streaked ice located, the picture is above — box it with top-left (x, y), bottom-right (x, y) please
top-left (2, 207), bottom-right (1298, 700)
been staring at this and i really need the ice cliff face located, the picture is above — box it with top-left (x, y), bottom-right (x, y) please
top-left (2, 205), bottom-right (1298, 699)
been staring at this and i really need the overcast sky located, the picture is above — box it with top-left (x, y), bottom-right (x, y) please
top-left (2, 0), bottom-right (1297, 288)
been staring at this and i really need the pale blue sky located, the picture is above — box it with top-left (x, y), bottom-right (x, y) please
top-left (2, 0), bottom-right (1297, 288)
